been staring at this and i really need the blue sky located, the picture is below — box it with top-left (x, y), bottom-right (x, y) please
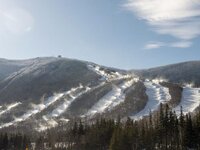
top-left (0, 0), bottom-right (200, 69)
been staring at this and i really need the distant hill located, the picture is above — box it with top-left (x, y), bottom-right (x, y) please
top-left (132, 61), bottom-right (200, 86)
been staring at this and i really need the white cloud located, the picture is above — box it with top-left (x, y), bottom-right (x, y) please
top-left (145, 41), bottom-right (192, 49)
top-left (170, 41), bottom-right (192, 48)
top-left (144, 42), bottom-right (164, 49)
top-left (0, 0), bottom-right (34, 35)
top-left (124, 0), bottom-right (200, 46)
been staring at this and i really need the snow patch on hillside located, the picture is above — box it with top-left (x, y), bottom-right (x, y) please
top-left (132, 80), bottom-right (171, 120)
top-left (173, 87), bottom-right (200, 115)
top-left (36, 118), bottom-right (58, 132)
top-left (0, 85), bottom-right (84, 129)
top-left (36, 85), bottom-right (92, 131)
top-left (87, 64), bottom-right (130, 81)
top-left (50, 87), bottom-right (90, 117)
top-left (0, 102), bottom-right (21, 116)
top-left (152, 78), bottom-right (167, 84)
top-left (36, 117), bottom-right (70, 132)
top-left (21, 93), bottom-right (65, 120)
top-left (85, 79), bottom-right (135, 117)
top-left (60, 118), bottom-right (69, 123)
top-left (184, 83), bottom-right (195, 88)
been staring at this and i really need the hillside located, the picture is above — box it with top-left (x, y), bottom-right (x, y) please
top-left (132, 61), bottom-right (200, 86)
top-left (0, 57), bottom-right (199, 132)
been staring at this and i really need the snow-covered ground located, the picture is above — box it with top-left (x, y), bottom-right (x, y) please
top-left (49, 87), bottom-right (90, 117)
top-left (0, 102), bottom-right (21, 116)
top-left (0, 93), bottom-right (64, 128)
top-left (0, 84), bottom-right (85, 129)
top-left (173, 87), bottom-right (200, 115)
top-left (85, 79), bottom-right (135, 117)
top-left (36, 85), bottom-right (91, 131)
top-left (36, 118), bottom-right (59, 132)
top-left (36, 117), bottom-right (69, 132)
top-left (87, 64), bottom-right (131, 81)
top-left (18, 93), bottom-right (65, 121)
top-left (132, 80), bottom-right (171, 120)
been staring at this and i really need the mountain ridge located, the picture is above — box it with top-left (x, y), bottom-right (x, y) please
top-left (0, 57), bottom-right (199, 132)
top-left (131, 60), bottom-right (200, 86)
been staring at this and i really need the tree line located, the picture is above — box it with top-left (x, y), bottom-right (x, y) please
top-left (0, 133), bottom-right (31, 150)
top-left (0, 104), bottom-right (200, 150)
top-left (61, 104), bottom-right (200, 150)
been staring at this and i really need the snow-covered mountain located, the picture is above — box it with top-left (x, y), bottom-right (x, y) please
top-left (132, 61), bottom-right (200, 87)
top-left (0, 57), bottom-right (199, 132)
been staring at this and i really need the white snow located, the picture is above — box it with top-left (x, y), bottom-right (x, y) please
top-left (0, 93), bottom-right (63, 128)
top-left (87, 64), bottom-right (130, 81)
top-left (59, 118), bottom-right (69, 123)
top-left (49, 86), bottom-right (91, 117)
top-left (0, 102), bottom-right (21, 116)
top-left (85, 79), bottom-right (135, 117)
top-left (152, 78), bottom-right (167, 84)
top-left (173, 87), bottom-right (200, 115)
top-left (21, 84), bottom-right (85, 120)
top-left (20, 93), bottom-right (65, 121)
top-left (133, 77), bottom-right (140, 82)
top-left (36, 117), bottom-right (69, 132)
top-left (36, 118), bottom-right (58, 132)
top-left (132, 80), bottom-right (171, 120)
top-left (35, 85), bottom-right (91, 131)
top-left (183, 83), bottom-right (195, 88)
top-left (35, 117), bottom-right (70, 132)
top-left (0, 85), bottom-right (84, 129)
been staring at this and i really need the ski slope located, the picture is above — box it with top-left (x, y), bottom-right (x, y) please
top-left (173, 87), bottom-right (200, 115)
top-left (36, 85), bottom-right (91, 131)
top-left (85, 79), bottom-right (134, 117)
top-left (87, 64), bottom-right (130, 81)
top-left (0, 102), bottom-right (21, 116)
top-left (49, 86), bottom-right (91, 117)
top-left (0, 85), bottom-right (85, 129)
top-left (132, 80), bottom-right (171, 120)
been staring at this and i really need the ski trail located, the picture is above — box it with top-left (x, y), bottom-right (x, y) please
top-left (37, 86), bottom-right (91, 131)
top-left (0, 102), bottom-right (21, 116)
top-left (173, 87), bottom-right (200, 115)
top-left (132, 80), bottom-right (171, 120)
top-left (85, 79), bottom-right (134, 117)
top-left (0, 85), bottom-right (84, 129)
top-left (87, 64), bottom-right (131, 81)
top-left (48, 86), bottom-right (91, 117)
